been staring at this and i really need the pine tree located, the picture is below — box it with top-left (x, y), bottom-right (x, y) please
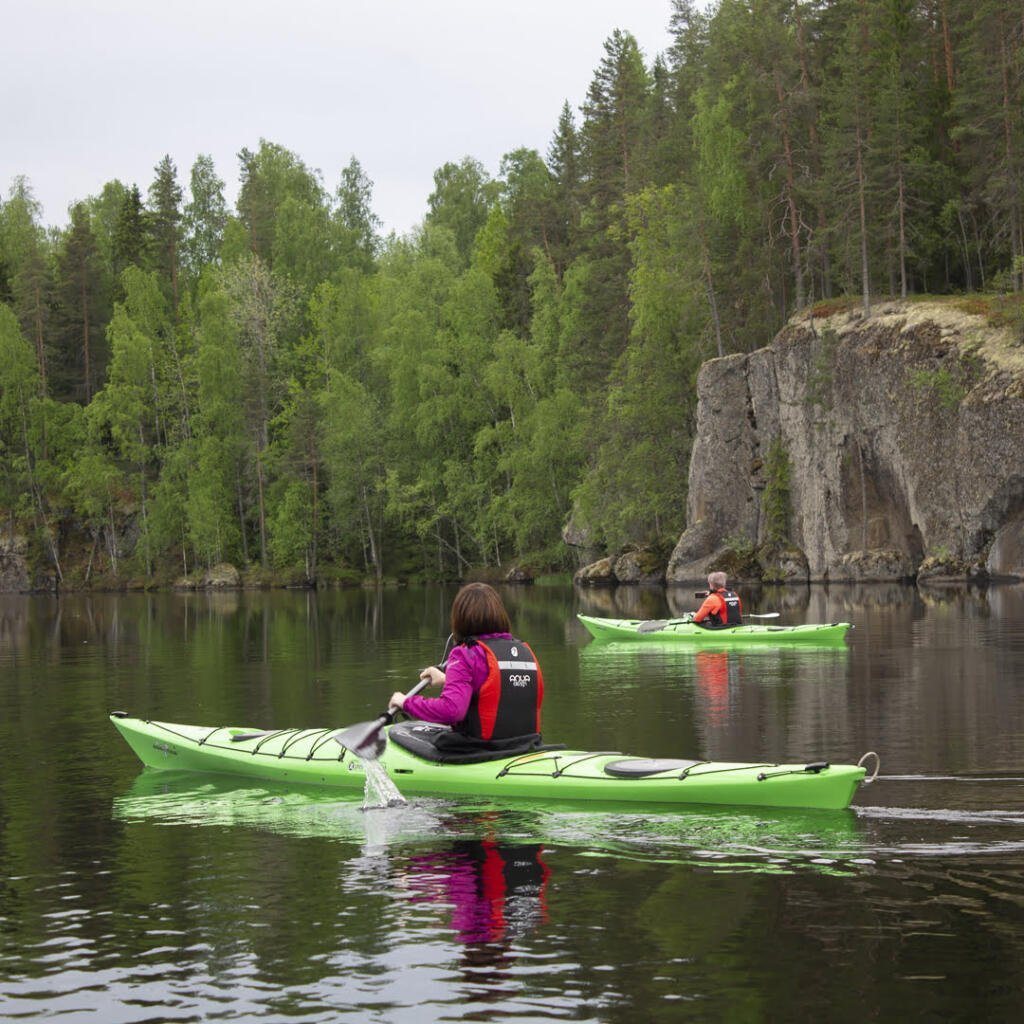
top-left (574, 30), bottom-right (653, 389)
top-left (113, 185), bottom-right (147, 285)
top-left (54, 203), bottom-right (106, 401)
top-left (951, 0), bottom-right (1024, 290)
top-left (547, 102), bottom-right (583, 274)
top-left (147, 155), bottom-right (183, 312)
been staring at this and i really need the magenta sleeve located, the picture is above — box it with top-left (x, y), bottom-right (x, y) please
top-left (402, 645), bottom-right (481, 725)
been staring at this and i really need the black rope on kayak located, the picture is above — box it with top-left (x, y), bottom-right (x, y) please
top-left (495, 751), bottom-right (562, 777)
top-left (198, 725), bottom-right (222, 746)
top-left (276, 729), bottom-right (319, 761)
top-left (675, 762), bottom-right (776, 781)
top-left (550, 752), bottom-right (622, 778)
top-left (607, 761), bottom-right (776, 783)
top-left (250, 729), bottom-right (296, 755)
top-left (497, 751), bottom-right (622, 778)
top-left (306, 729), bottom-right (347, 761)
top-left (156, 721), bottom-right (211, 746)
top-left (756, 762), bottom-right (830, 782)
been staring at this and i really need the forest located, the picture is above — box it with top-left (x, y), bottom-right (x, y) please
top-left (1, 0), bottom-right (1022, 588)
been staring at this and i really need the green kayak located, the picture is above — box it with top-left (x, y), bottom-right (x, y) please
top-left (110, 714), bottom-right (869, 811)
top-left (578, 614), bottom-right (852, 646)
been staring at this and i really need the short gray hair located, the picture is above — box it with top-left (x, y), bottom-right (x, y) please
top-left (707, 571), bottom-right (727, 590)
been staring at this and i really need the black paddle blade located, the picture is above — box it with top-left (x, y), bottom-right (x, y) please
top-left (334, 714), bottom-right (389, 760)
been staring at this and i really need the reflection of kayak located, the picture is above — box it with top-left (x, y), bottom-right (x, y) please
top-left (578, 614), bottom-right (852, 646)
top-left (114, 769), bottom-right (866, 871)
top-left (110, 714), bottom-right (867, 810)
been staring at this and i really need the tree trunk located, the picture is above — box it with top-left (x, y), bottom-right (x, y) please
top-left (698, 221), bottom-right (724, 357)
top-left (856, 122), bottom-right (871, 316)
top-left (236, 472), bottom-right (249, 564)
top-left (897, 160), bottom-right (908, 299)
top-left (774, 71), bottom-right (805, 311)
top-left (309, 458), bottom-right (318, 583)
top-left (81, 277), bottom-right (92, 401)
top-left (255, 450), bottom-right (267, 568)
top-left (362, 486), bottom-right (381, 584)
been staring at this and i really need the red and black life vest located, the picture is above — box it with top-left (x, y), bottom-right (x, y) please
top-left (707, 588), bottom-right (743, 626)
top-left (455, 637), bottom-right (543, 741)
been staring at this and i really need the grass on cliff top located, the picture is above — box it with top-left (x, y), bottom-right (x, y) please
top-left (806, 293), bottom-right (1024, 374)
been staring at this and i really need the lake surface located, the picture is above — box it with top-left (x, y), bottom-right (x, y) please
top-left (2, 582), bottom-right (1024, 1021)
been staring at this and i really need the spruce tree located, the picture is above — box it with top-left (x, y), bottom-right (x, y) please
top-left (147, 155), bottom-right (183, 312)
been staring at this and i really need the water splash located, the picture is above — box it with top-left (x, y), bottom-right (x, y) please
top-left (361, 758), bottom-right (407, 809)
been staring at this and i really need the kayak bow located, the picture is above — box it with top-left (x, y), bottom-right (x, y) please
top-left (110, 714), bottom-right (868, 811)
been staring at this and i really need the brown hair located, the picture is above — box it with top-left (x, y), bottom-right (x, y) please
top-left (451, 583), bottom-right (511, 641)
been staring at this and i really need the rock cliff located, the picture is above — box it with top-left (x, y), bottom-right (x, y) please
top-left (666, 300), bottom-right (1024, 583)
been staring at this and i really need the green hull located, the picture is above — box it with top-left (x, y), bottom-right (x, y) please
top-left (578, 614), bottom-right (852, 646)
top-left (110, 715), bottom-right (866, 811)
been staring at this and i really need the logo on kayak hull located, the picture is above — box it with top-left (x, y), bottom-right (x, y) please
top-left (152, 742), bottom-right (177, 757)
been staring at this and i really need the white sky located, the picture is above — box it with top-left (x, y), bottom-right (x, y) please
top-left (2, 0), bottom-right (677, 236)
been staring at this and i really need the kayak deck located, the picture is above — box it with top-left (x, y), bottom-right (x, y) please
top-left (578, 614), bottom-right (852, 645)
top-left (110, 715), bottom-right (866, 811)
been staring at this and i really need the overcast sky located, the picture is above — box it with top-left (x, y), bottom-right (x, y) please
top-left (3, 0), bottom-right (677, 236)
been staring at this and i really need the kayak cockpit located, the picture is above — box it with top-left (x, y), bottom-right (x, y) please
top-left (387, 720), bottom-right (565, 764)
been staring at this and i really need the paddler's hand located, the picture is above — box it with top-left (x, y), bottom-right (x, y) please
top-left (419, 666), bottom-right (446, 687)
top-left (389, 691), bottom-right (406, 710)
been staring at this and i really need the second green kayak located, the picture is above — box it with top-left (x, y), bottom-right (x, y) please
top-left (578, 614), bottom-right (852, 646)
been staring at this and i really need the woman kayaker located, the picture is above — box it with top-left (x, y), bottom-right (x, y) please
top-left (693, 571), bottom-right (743, 627)
top-left (389, 582), bottom-right (544, 747)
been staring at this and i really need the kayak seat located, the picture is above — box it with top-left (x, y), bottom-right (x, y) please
top-left (604, 758), bottom-right (704, 778)
top-left (388, 720), bottom-right (565, 765)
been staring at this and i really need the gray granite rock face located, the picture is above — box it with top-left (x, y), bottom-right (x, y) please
top-left (666, 301), bottom-right (1024, 583)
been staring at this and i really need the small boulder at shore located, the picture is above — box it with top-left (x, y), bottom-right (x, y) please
top-left (574, 549), bottom-right (666, 587)
top-left (175, 563), bottom-right (242, 590)
top-left (505, 566), bottom-right (534, 583)
top-left (574, 556), bottom-right (617, 587)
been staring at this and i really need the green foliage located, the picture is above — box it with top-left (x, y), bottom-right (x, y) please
top-left (3, 4), bottom-right (1024, 586)
top-left (909, 366), bottom-right (966, 411)
top-left (805, 328), bottom-right (838, 411)
top-left (183, 155), bottom-right (227, 278)
top-left (761, 436), bottom-right (791, 544)
top-left (426, 157), bottom-right (497, 266)
top-left (718, 533), bottom-right (759, 577)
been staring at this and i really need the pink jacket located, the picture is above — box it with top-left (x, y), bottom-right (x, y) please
top-left (402, 632), bottom-right (513, 725)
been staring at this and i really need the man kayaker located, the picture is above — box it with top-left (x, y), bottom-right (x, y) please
top-left (389, 582), bottom-right (544, 747)
top-left (692, 571), bottom-right (743, 628)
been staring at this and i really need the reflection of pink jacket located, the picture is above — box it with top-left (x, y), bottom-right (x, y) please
top-left (406, 842), bottom-right (549, 945)
top-left (403, 633), bottom-right (512, 725)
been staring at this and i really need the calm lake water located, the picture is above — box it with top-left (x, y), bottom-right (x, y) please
top-left (3, 582), bottom-right (1024, 1022)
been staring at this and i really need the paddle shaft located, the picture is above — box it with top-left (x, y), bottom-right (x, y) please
top-left (662, 612), bottom-right (779, 623)
top-left (333, 675), bottom-right (434, 757)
